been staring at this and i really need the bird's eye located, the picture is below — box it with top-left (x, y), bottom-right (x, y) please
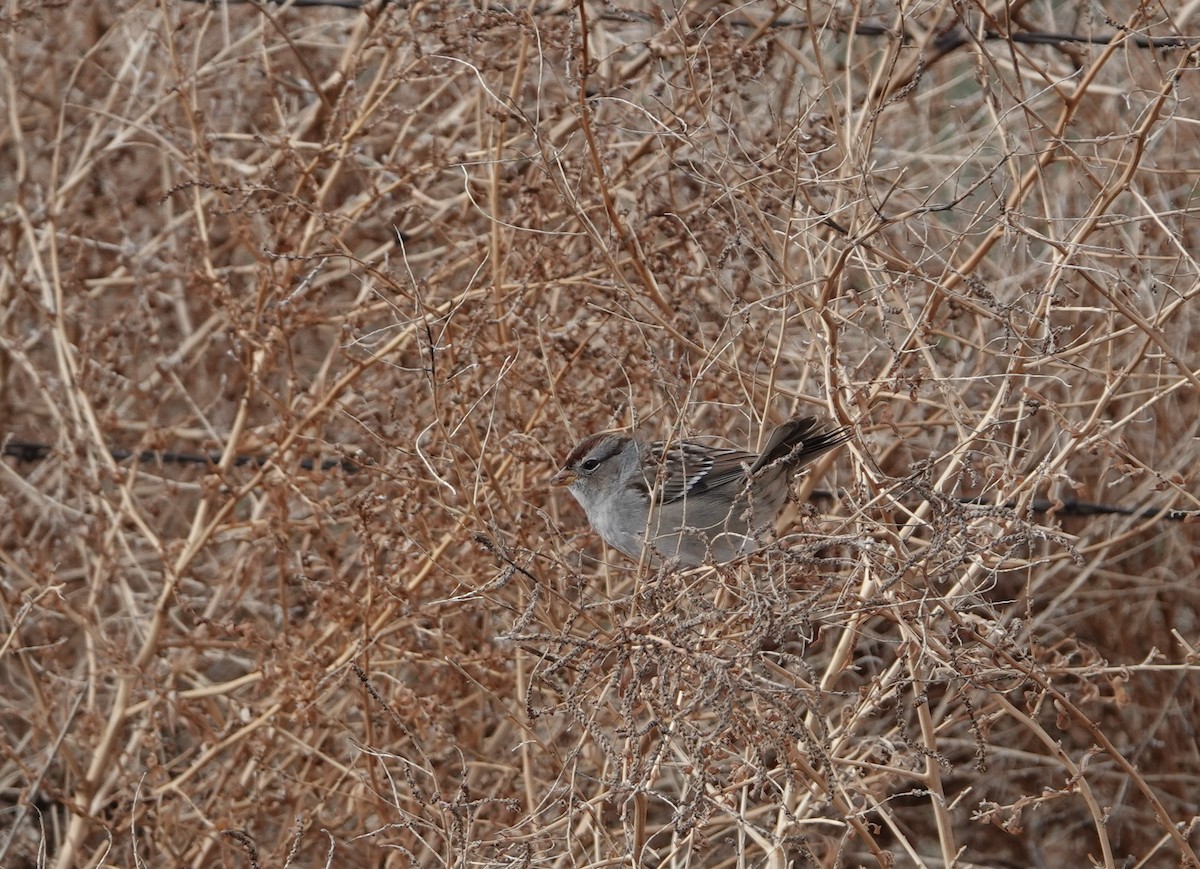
top-left (580, 458), bottom-right (601, 472)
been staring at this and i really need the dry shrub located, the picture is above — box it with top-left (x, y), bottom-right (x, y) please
top-left (2, 1), bottom-right (1199, 867)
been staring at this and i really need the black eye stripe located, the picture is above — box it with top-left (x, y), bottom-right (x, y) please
top-left (562, 433), bottom-right (630, 474)
top-left (562, 434), bottom-right (607, 468)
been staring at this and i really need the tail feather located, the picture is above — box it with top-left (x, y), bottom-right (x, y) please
top-left (751, 416), bottom-right (851, 474)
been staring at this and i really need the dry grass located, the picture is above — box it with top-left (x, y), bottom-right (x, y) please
top-left (2, 1), bottom-right (1200, 867)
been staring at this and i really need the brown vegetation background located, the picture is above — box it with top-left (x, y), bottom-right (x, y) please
top-left (3, 1), bottom-right (1200, 866)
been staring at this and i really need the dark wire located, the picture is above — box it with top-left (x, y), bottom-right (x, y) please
top-left (2, 441), bottom-right (360, 473)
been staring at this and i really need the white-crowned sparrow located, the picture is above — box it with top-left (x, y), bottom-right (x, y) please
top-left (551, 416), bottom-right (850, 566)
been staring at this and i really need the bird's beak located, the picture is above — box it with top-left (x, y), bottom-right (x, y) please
top-left (550, 468), bottom-right (575, 487)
